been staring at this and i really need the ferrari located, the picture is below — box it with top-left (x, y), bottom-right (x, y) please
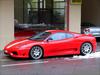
top-left (4, 30), bottom-right (97, 60)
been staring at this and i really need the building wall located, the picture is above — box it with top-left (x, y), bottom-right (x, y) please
top-left (82, 0), bottom-right (100, 26)
top-left (69, 4), bottom-right (81, 33)
top-left (0, 0), bottom-right (14, 50)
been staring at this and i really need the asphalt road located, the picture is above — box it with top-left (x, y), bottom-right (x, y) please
top-left (0, 42), bottom-right (100, 75)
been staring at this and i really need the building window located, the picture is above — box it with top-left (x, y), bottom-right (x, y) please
top-left (14, 0), bottom-right (66, 38)
top-left (53, 0), bottom-right (65, 29)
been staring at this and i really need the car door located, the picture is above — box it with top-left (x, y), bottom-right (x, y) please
top-left (44, 32), bottom-right (74, 56)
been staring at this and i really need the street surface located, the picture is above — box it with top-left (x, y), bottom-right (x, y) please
top-left (0, 41), bottom-right (100, 75)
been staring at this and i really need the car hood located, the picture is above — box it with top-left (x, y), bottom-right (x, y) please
top-left (4, 38), bottom-right (42, 49)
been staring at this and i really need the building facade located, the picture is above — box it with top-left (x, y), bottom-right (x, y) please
top-left (0, 0), bottom-right (82, 50)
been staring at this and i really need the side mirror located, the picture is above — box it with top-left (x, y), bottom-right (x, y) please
top-left (46, 38), bottom-right (53, 42)
top-left (75, 36), bottom-right (79, 38)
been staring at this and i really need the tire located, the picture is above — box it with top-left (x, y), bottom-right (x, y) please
top-left (80, 42), bottom-right (93, 55)
top-left (29, 46), bottom-right (43, 60)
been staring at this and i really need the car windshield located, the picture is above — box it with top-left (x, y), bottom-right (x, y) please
top-left (29, 32), bottom-right (51, 41)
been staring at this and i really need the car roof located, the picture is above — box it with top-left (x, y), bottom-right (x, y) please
top-left (45, 30), bottom-right (80, 35)
top-left (46, 30), bottom-right (65, 33)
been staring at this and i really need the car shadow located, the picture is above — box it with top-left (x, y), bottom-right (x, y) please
top-left (3, 55), bottom-right (74, 61)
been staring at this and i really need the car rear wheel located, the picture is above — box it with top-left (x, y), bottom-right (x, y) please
top-left (29, 46), bottom-right (43, 60)
top-left (80, 43), bottom-right (93, 55)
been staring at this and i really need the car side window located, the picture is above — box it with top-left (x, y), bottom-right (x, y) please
top-left (66, 33), bottom-right (73, 38)
top-left (49, 33), bottom-right (73, 41)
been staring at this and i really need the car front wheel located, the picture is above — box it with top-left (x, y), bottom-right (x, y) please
top-left (80, 43), bottom-right (93, 55)
top-left (29, 46), bottom-right (43, 60)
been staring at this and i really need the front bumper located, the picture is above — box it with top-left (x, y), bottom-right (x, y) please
top-left (4, 50), bottom-right (29, 58)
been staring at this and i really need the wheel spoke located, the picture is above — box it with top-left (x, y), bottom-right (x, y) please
top-left (30, 46), bottom-right (43, 59)
top-left (81, 43), bottom-right (92, 55)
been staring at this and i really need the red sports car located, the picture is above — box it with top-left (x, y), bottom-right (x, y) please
top-left (4, 30), bottom-right (96, 60)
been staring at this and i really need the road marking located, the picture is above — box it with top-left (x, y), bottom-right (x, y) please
top-left (1, 61), bottom-right (48, 67)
